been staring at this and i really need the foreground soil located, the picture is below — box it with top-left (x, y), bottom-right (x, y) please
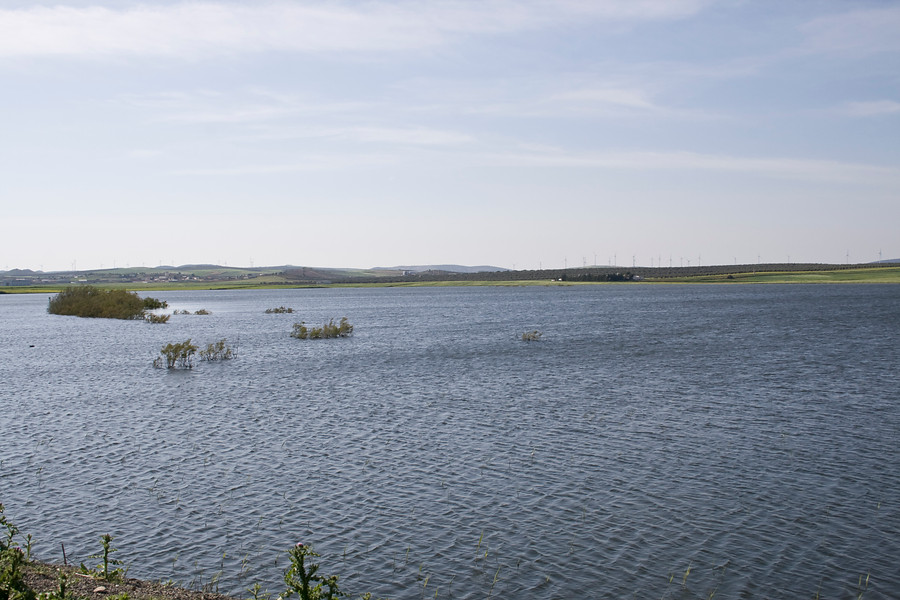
top-left (22, 562), bottom-right (239, 600)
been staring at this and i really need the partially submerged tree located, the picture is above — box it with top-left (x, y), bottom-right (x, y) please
top-left (48, 286), bottom-right (166, 320)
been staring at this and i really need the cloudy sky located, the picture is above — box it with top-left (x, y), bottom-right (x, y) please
top-left (1, 0), bottom-right (898, 271)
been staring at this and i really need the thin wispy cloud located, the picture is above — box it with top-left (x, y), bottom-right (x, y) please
top-left (482, 150), bottom-right (900, 185)
top-left (549, 88), bottom-right (657, 111)
top-left (236, 125), bottom-right (476, 146)
top-left (843, 100), bottom-right (900, 117)
top-left (800, 6), bottom-right (900, 56)
top-left (336, 126), bottom-right (474, 146)
top-left (117, 90), bottom-right (373, 124)
top-left (168, 144), bottom-right (900, 186)
top-left (169, 152), bottom-right (401, 176)
top-left (0, 1), bottom-right (710, 59)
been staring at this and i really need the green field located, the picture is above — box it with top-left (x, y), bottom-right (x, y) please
top-left (648, 266), bottom-right (900, 284)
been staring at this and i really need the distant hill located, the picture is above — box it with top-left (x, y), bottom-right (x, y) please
top-left (2, 268), bottom-right (39, 276)
top-left (374, 264), bottom-right (508, 274)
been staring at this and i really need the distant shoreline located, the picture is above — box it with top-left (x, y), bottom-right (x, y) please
top-left (2, 264), bottom-right (899, 293)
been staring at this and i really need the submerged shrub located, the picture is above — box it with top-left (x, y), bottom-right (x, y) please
top-left (193, 309), bottom-right (211, 315)
top-left (141, 297), bottom-right (168, 310)
top-left (199, 339), bottom-right (236, 361)
top-left (145, 313), bottom-right (170, 324)
top-left (266, 306), bottom-right (294, 314)
top-left (47, 286), bottom-right (145, 320)
top-left (521, 330), bottom-right (543, 341)
top-left (291, 318), bottom-right (353, 340)
top-left (153, 339), bottom-right (198, 369)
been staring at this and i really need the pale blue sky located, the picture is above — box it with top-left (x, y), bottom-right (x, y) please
top-left (2, 0), bottom-right (898, 271)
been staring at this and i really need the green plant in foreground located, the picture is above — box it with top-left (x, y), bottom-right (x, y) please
top-left (281, 543), bottom-right (342, 600)
top-left (80, 534), bottom-right (125, 582)
top-left (1, 504), bottom-right (33, 600)
top-left (37, 569), bottom-right (71, 600)
top-left (248, 582), bottom-right (271, 600)
top-left (153, 339), bottom-right (198, 369)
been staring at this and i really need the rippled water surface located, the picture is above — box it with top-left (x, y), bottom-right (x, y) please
top-left (2, 284), bottom-right (899, 598)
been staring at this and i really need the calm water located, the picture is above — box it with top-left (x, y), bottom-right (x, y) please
top-left (1, 284), bottom-right (899, 599)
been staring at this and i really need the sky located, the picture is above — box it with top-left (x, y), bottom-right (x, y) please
top-left (1, 0), bottom-right (898, 272)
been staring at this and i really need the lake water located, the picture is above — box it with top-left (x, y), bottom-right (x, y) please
top-left (1, 284), bottom-right (899, 599)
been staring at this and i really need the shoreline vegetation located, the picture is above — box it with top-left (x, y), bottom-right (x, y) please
top-left (5, 512), bottom-right (876, 599)
top-left (21, 561), bottom-right (238, 600)
top-left (3, 505), bottom-right (375, 600)
top-left (2, 264), bottom-right (899, 293)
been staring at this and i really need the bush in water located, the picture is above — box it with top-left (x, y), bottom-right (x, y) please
top-left (291, 318), bottom-right (353, 340)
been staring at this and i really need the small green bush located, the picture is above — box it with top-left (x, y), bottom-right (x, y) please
top-left (48, 286), bottom-right (145, 320)
top-left (199, 339), bottom-right (236, 361)
top-left (1, 504), bottom-right (33, 600)
top-left (153, 339), bottom-right (198, 369)
top-left (282, 543), bottom-right (341, 600)
top-left (79, 534), bottom-right (124, 582)
top-left (291, 318), bottom-right (353, 339)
